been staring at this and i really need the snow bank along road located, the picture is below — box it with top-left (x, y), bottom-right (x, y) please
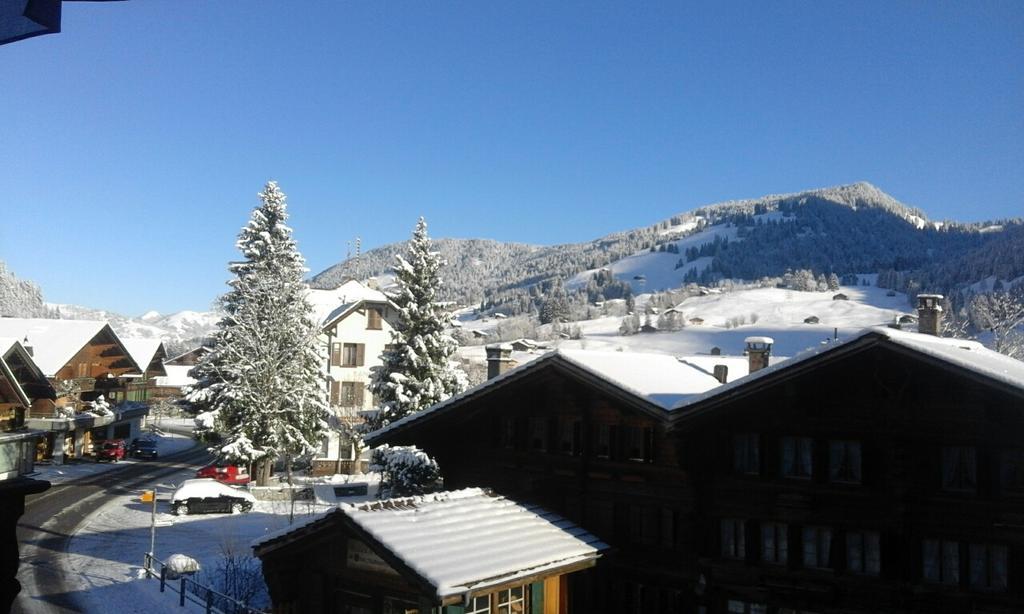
top-left (13, 435), bottom-right (211, 614)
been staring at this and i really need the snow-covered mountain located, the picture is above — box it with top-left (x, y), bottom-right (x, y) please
top-left (44, 302), bottom-right (220, 353)
top-left (311, 182), bottom-right (1024, 314)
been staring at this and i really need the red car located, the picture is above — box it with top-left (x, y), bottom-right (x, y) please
top-left (195, 461), bottom-right (251, 485)
top-left (95, 439), bottom-right (127, 462)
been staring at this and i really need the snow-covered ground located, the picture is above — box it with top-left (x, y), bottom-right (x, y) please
top-left (31, 429), bottom-right (198, 486)
top-left (457, 282), bottom-right (916, 364)
top-left (65, 470), bottom-right (380, 613)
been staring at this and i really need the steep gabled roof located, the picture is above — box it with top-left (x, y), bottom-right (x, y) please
top-left (121, 338), bottom-right (168, 377)
top-left (366, 348), bottom-right (733, 445)
top-left (253, 488), bottom-right (606, 602)
top-left (0, 318), bottom-right (141, 377)
top-left (0, 339), bottom-right (33, 408)
top-left (306, 280), bottom-right (396, 330)
top-left (667, 326), bottom-right (1024, 426)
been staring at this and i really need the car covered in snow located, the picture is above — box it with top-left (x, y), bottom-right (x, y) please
top-left (195, 461), bottom-right (251, 485)
top-left (130, 438), bottom-right (159, 460)
top-left (95, 439), bottom-right (127, 462)
top-left (170, 478), bottom-right (255, 516)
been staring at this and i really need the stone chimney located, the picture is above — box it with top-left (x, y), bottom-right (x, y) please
top-left (744, 336), bottom-right (774, 373)
top-left (916, 294), bottom-right (943, 336)
top-left (713, 364), bottom-right (729, 384)
top-left (485, 344), bottom-right (514, 380)
top-left (22, 335), bottom-right (33, 357)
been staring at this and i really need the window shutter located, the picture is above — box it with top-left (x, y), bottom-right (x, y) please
top-left (530, 581), bottom-right (544, 612)
top-left (572, 421), bottom-right (582, 457)
top-left (644, 427), bottom-right (655, 463)
top-left (356, 344), bottom-right (365, 367)
top-left (330, 343), bottom-right (341, 367)
top-left (355, 384), bottom-right (365, 407)
top-left (330, 381), bottom-right (340, 405)
top-left (609, 425), bottom-right (622, 461)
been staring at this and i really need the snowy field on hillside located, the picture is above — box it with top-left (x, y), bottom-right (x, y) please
top-left (458, 283), bottom-right (916, 365)
top-left (65, 470), bottom-right (381, 613)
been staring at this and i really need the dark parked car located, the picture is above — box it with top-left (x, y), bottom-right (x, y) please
top-left (171, 479), bottom-right (256, 516)
top-left (95, 439), bottom-right (126, 462)
top-left (130, 439), bottom-right (158, 460)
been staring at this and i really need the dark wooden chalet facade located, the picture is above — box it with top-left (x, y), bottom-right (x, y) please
top-left (357, 324), bottom-right (1024, 614)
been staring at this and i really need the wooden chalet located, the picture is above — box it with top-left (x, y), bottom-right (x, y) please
top-left (0, 339), bottom-right (49, 611)
top-left (121, 339), bottom-right (168, 402)
top-left (0, 319), bottom-right (145, 462)
top-left (351, 297), bottom-right (1024, 614)
top-left (254, 488), bottom-right (607, 613)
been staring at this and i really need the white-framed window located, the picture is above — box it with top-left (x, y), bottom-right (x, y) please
top-left (623, 425), bottom-right (648, 462)
top-left (969, 543), bottom-right (1008, 591)
top-left (782, 436), bottom-right (813, 479)
top-left (802, 526), bottom-right (832, 569)
top-left (923, 539), bottom-right (960, 586)
top-left (721, 518), bottom-right (746, 559)
top-left (495, 586), bottom-right (526, 614)
top-left (733, 433), bottom-right (760, 475)
top-left (464, 594), bottom-right (490, 614)
top-left (846, 530), bottom-right (880, 575)
top-left (942, 446), bottom-right (977, 492)
top-left (761, 522), bottom-right (788, 564)
top-left (829, 440), bottom-right (862, 483)
top-left (528, 417), bottom-right (547, 451)
top-left (594, 423), bottom-right (611, 459)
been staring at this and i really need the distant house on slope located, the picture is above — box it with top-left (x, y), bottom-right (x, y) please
top-left (832, 292), bottom-right (849, 301)
top-left (120, 339), bottom-right (168, 402)
top-left (804, 315), bottom-right (820, 324)
top-left (689, 316), bottom-right (705, 325)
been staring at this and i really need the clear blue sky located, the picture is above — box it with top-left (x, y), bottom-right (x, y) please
top-left (1, 2), bottom-right (1021, 316)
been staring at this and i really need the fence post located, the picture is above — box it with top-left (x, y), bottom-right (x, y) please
top-left (180, 577), bottom-right (186, 606)
top-left (160, 566), bottom-right (166, 592)
top-left (206, 587), bottom-right (213, 614)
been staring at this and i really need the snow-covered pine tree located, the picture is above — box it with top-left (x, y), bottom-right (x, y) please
top-left (187, 182), bottom-right (328, 486)
top-left (367, 217), bottom-right (466, 431)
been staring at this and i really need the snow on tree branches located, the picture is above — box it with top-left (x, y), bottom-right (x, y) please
top-left (370, 444), bottom-right (441, 497)
top-left (187, 181), bottom-right (328, 485)
top-left (367, 218), bottom-right (466, 431)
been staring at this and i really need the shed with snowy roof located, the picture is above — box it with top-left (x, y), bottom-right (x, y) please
top-left (253, 488), bottom-right (607, 613)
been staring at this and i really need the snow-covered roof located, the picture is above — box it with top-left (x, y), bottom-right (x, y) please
top-left (253, 488), bottom-right (606, 600)
top-left (668, 326), bottom-right (1024, 416)
top-left (155, 364), bottom-right (196, 388)
top-left (0, 318), bottom-right (133, 377)
top-left (368, 348), bottom-right (747, 443)
top-left (305, 280), bottom-right (391, 329)
top-left (121, 338), bottom-right (165, 374)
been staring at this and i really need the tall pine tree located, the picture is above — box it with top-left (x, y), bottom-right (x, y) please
top-left (188, 182), bottom-right (328, 485)
top-left (368, 217), bottom-right (466, 430)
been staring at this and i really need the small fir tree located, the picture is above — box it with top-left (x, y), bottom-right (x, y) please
top-left (187, 182), bottom-right (328, 486)
top-left (367, 218), bottom-right (466, 430)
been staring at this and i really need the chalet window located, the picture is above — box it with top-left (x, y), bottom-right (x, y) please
top-left (558, 418), bottom-right (581, 455)
top-left (802, 526), bottom-right (832, 569)
top-left (340, 382), bottom-right (363, 408)
top-left (330, 342), bottom-right (342, 367)
top-left (594, 424), bottom-right (611, 459)
top-left (342, 343), bottom-right (365, 367)
top-left (628, 505), bottom-right (657, 546)
top-left (727, 600), bottom-right (767, 614)
top-left (464, 594), bottom-right (490, 614)
top-left (782, 436), bottom-right (813, 479)
top-left (660, 508), bottom-right (677, 549)
top-left (942, 446), bottom-right (977, 492)
top-left (733, 433), bottom-right (759, 475)
top-left (846, 531), bottom-right (880, 575)
top-left (761, 522), bottom-right (788, 564)
top-left (721, 518), bottom-right (746, 559)
top-left (528, 417), bottom-right (547, 451)
top-left (1000, 449), bottom-right (1024, 493)
top-left (922, 539), bottom-right (960, 586)
top-left (969, 543), bottom-right (1008, 591)
top-left (499, 417), bottom-right (515, 449)
top-left (495, 585), bottom-right (526, 613)
top-left (77, 363), bottom-right (89, 377)
top-left (829, 440), bottom-right (862, 483)
top-left (623, 425), bottom-right (652, 462)
top-left (366, 307), bottom-right (382, 330)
